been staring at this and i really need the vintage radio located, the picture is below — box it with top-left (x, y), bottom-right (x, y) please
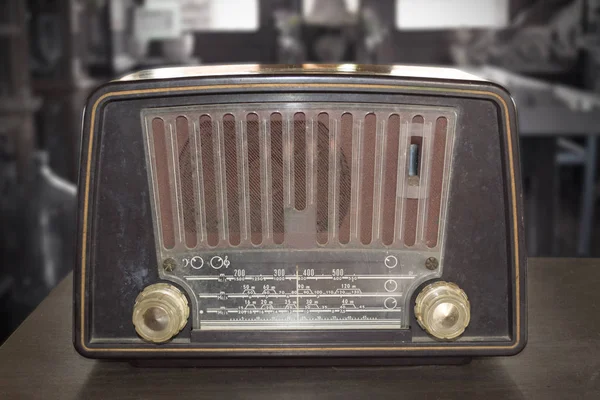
top-left (74, 64), bottom-right (526, 363)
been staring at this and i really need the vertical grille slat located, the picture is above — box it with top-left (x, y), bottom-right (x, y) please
top-left (166, 118), bottom-right (184, 248)
top-left (293, 113), bottom-right (307, 211)
top-left (371, 115), bottom-right (387, 244)
top-left (259, 115), bottom-right (272, 244)
top-left (176, 116), bottom-right (198, 249)
top-left (328, 114), bottom-right (339, 245)
top-left (246, 113), bottom-right (262, 245)
top-left (270, 113), bottom-right (285, 245)
top-left (349, 115), bottom-right (362, 244)
top-left (425, 117), bottom-right (448, 248)
top-left (145, 104), bottom-right (455, 251)
top-left (214, 116), bottom-right (228, 246)
top-left (360, 113), bottom-right (377, 245)
top-left (338, 113), bottom-right (353, 244)
top-left (198, 115), bottom-right (219, 247)
top-left (150, 118), bottom-right (176, 249)
top-left (192, 118), bottom-right (206, 245)
top-left (306, 112), bottom-right (317, 207)
top-left (316, 112), bottom-right (330, 245)
top-left (223, 114), bottom-right (240, 246)
top-left (382, 114), bottom-right (400, 246)
top-left (237, 114), bottom-right (251, 245)
top-left (283, 115), bottom-right (293, 209)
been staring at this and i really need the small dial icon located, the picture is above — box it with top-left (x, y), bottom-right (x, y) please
top-left (384, 297), bottom-right (398, 309)
top-left (384, 280), bottom-right (398, 292)
top-left (191, 256), bottom-right (204, 269)
top-left (384, 255), bottom-right (398, 269)
top-left (210, 256), bottom-right (224, 269)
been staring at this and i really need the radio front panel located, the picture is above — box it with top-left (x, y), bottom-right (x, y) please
top-left (142, 104), bottom-right (455, 331)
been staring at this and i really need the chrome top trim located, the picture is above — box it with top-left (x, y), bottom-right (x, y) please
top-left (118, 64), bottom-right (486, 83)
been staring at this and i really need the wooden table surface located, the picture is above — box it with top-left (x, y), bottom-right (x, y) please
top-left (1, 258), bottom-right (599, 399)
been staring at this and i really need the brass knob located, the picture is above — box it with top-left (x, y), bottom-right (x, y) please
top-left (132, 283), bottom-right (190, 343)
top-left (414, 281), bottom-right (470, 340)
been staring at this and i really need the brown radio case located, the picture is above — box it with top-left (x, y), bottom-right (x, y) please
top-left (74, 65), bottom-right (527, 363)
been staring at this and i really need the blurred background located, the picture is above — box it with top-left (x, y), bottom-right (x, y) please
top-left (0, 0), bottom-right (598, 343)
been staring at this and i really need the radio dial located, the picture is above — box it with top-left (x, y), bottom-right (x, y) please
top-left (414, 281), bottom-right (470, 340)
top-left (132, 283), bottom-right (189, 343)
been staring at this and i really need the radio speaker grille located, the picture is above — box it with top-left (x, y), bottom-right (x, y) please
top-left (144, 104), bottom-right (454, 251)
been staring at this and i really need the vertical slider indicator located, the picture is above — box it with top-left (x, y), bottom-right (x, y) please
top-left (408, 143), bottom-right (420, 177)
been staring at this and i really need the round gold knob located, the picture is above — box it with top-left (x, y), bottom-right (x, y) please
top-left (414, 281), bottom-right (470, 340)
top-left (132, 283), bottom-right (190, 343)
